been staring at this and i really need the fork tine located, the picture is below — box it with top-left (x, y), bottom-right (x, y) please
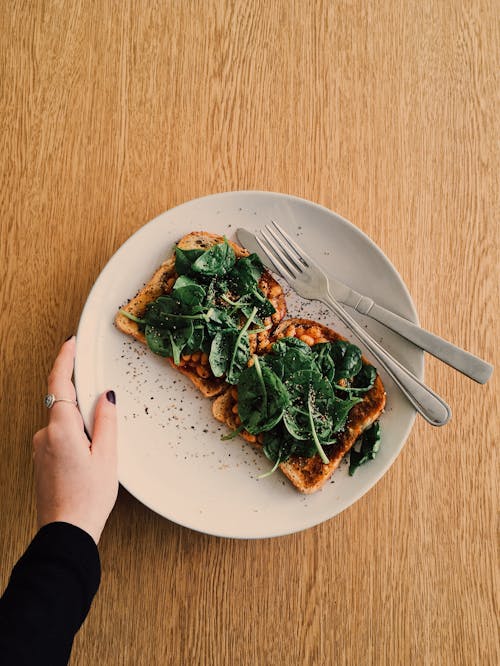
top-left (262, 225), bottom-right (304, 276)
top-left (270, 220), bottom-right (311, 268)
top-left (256, 236), bottom-right (296, 282)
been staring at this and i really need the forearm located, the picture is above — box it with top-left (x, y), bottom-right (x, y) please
top-left (0, 522), bottom-right (101, 666)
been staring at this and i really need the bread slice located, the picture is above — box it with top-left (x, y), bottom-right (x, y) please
top-left (114, 231), bottom-right (287, 397)
top-left (212, 318), bottom-right (386, 493)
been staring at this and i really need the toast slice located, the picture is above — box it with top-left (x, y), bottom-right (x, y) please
top-left (212, 318), bottom-right (386, 493)
top-left (114, 231), bottom-right (287, 397)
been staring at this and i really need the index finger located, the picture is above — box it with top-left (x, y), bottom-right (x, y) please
top-left (47, 336), bottom-right (77, 401)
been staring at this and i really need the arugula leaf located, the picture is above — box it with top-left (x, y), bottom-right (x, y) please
top-left (348, 421), bottom-right (381, 475)
top-left (191, 239), bottom-right (236, 276)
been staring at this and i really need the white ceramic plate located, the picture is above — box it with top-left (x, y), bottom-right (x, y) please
top-left (75, 191), bottom-right (423, 539)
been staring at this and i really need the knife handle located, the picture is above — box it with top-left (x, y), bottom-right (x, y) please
top-left (355, 300), bottom-right (493, 384)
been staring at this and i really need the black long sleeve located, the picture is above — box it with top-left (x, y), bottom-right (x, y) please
top-left (0, 522), bottom-right (101, 666)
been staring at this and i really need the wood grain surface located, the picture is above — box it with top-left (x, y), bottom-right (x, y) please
top-left (1, 2), bottom-right (498, 664)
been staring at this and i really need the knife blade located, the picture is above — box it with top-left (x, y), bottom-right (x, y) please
top-left (236, 227), bottom-right (493, 384)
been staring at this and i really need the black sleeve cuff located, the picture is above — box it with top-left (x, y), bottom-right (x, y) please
top-left (0, 522), bottom-right (101, 666)
top-left (18, 522), bottom-right (101, 601)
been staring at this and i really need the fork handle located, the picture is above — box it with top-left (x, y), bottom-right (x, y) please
top-left (323, 292), bottom-right (452, 426)
top-left (344, 293), bottom-right (493, 384)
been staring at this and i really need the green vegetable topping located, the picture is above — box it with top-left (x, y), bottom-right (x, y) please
top-left (123, 236), bottom-right (382, 478)
top-left (234, 334), bottom-right (379, 477)
top-left (348, 421), bottom-right (381, 475)
top-left (122, 239), bottom-right (277, 386)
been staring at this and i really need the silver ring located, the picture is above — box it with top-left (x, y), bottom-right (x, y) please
top-left (44, 394), bottom-right (77, 409)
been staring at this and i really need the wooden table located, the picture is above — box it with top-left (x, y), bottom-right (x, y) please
top-left (1, 2), bottom-right (498, 664)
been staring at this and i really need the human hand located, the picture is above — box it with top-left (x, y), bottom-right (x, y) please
top-left (33, 336), bottom-right (118, 544)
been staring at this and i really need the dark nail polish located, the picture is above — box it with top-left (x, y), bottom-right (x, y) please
top-left (106, 390), bottom-right (116, 405)
top-left (65, 335), bottom-right (74, 342)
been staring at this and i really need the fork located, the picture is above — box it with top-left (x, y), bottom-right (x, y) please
top-left (256, 221), bottom-right (452, 427)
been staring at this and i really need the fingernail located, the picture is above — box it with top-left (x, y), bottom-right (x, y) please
top-left (65, 335), bottom-right (74, 342)
top-left (106, 390), bottom-right (116, 405)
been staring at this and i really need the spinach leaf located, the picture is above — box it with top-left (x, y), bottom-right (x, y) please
top-left (237, 356), bottom-right (290, 434)
top-left (209, 330), bottom-right (233, 377)
top-left (225, 308), bottom-right (257, 384)
top-left (283, 369), bottom-right (333, 444)
top-left (265, 337), bottom-right (313, 382)
top-left (230, 253), bottom-right (264, 285)
top-left (271, 336), bottom-right (312, 356)
top-left (172, 275), bottom-right (206, 307)
top-left (307, 390), bottom-right (330, 463)
top-left (260, 426), bottom-right (316, 476)
top-left (311, 342), bottom-right (336, 384)
top-left (175, 247), bottom-right (204, 275)
top-left (330, 395), bottom-right (363, 433)
top-left (351, 364), bottom-right (377, 392)
top-left (144, 320), bottom-right (194, 363)
top-left (330, 340), bottom-right (363, 380)
top-left (185, 323), bottom-right (206, 354)
top-left (348, 421), bottom-right (381, 475)
top-left (191, 239), bottom-right (236, 276)
top-left (226, 253), bottom-right (276, 318)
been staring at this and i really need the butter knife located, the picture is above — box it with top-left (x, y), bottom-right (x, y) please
top-left (236, 228), bottom-right (493, 384)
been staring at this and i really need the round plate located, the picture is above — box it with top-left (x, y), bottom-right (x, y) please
top-left (75, 191), bottom-right (423, 539)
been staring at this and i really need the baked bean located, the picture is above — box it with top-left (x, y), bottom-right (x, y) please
top-left (201, 352), bottom-right (209, 365)
top-left (285, 324), bottom-right (296, 337)
top-left (232, 404), bottom-right (239, 414)
top-left (308, 326), bottom-right (321, 339)
top-left (196, 365), bottom-right (210, 378)
top-left (246, 433), bottom-right (257, 443)
top-left (316, 337), bottom-right (328, 344)
top-left (191, 352), bottom-right (201, 363)
top-left (257, 433), bottom-right (264, 444)
top-left (235, 415), bottom-right (241, 425)
top-left (165, 277), bottom-right (175, 292)
top-left (299, 334), bottom-right (315, 347)
top-left (230, 387), bottom-right (238, 400)
top-left (295, 326), bottom-right (305, 337)
top-left (182, 354), bottom-right (191, 361)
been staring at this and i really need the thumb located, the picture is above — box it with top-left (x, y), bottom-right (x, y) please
top-left (92, 390), bottom-right (117, 459)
